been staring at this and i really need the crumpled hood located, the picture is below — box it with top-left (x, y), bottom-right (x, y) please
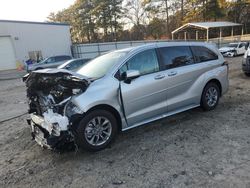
top-left (219, 47), bottom-right (235, 52)
top-left (23, 69), bottom-right (91, 116)
top-left (23, 68), bottom-right (90, 89)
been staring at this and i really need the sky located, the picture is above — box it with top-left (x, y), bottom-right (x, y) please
top-left (0, 0), bottom-right (75, 22)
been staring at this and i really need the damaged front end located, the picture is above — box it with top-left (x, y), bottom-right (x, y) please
top-left (23, 69), bottom-right (89, 150)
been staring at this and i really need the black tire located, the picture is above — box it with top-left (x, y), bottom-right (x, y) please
top-left (244, 72), bottom-right (250, 77)
top-left (76, 110), bottom-right (118, 152)
top-left (201, 82), bottom-right (220, 111)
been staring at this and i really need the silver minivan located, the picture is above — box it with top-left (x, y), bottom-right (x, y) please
top-left (24, 42), bottom-right (229, 151)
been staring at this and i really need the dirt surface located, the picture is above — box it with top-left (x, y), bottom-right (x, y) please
top-left (0, 78), bottom-right (27, 122)
top-left (1, 56), bottom-right (250, 188)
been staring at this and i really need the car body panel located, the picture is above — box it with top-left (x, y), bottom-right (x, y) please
top-left (73, 42), bottom-right (228, 131)
top-left (120, 70), bottom-right (168, 125)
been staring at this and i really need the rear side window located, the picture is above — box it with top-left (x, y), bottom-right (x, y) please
top-left (158, 46), bottom-right (194, 69)
top-left (191, 46), bottom-right (218, 63)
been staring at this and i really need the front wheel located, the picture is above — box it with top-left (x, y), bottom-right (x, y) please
top-left (76, 110), bottom-right (118, 151)
top-left (201, 82), bottom-right (220, 111)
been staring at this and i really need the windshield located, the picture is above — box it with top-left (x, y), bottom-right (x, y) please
top-left (77, 51), bottom-right (127, 79)
top-left (228, 44), bottom-right (238, 48)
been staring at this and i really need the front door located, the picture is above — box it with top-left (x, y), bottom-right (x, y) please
top-left (120, 49), bottom-right (168, 126)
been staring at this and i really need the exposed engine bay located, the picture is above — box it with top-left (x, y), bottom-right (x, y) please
top-left (23, 69), bottom-right (90, 150)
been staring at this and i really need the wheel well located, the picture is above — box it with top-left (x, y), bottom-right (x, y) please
top-left (205, 79), bottom-right (222, 96)
top-left (87, 104), bottom-right (122, 131)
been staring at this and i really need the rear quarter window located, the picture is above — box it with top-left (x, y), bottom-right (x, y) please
top-left (191, 46), bottom-right (218, 63)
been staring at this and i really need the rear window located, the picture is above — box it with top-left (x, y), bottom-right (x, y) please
top-left (158, 46), bottom-right (194, 69)
top-left (191, 46), bottom-right (218, 63)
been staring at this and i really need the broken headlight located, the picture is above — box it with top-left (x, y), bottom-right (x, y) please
top-left (64, 101), bottom-right (83, 117)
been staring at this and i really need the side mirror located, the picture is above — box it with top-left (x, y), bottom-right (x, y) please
top-left (122, 70), bottom-right (140, 84)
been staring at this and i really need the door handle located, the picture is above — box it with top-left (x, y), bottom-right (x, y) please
top-left (168, 71), bottom-right (177, 76)
top-left (154, 74), bottom-right (165, 80)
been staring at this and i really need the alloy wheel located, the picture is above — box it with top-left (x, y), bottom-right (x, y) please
top-left (205, 87), bottom-right (218, 107)
top-left (84, 116), bottom-right (112, 146)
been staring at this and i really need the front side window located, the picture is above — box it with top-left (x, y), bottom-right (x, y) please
top-left (46, 57), bottom-right (55, 63)
top-left (120, 49), bottom-right (159, 75)
top-left (158, 46), bottom-right (194, 69)
top-left (191, 46), bottom-right (218, 63)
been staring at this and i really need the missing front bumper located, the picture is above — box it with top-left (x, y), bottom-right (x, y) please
top-left (27, 114), bottom-right (74, 150)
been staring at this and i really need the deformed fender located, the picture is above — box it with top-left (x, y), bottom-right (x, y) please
top-left (71, 77), bottom-right (128, 129)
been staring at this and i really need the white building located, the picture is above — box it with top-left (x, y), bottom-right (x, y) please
top-left (0, 20), bottom-right (72, 70)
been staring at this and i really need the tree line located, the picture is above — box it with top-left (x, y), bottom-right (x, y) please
top-left (47, 0), bottom-right (250, 43)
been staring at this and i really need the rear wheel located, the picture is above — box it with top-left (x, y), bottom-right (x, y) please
top-left (76, 110), bottom-right (118, 151)
top-left (201, 82), bottom-right (220, 111)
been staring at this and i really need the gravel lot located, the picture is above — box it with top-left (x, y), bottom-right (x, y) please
top-left (0, 56), bottom-right (250, 188)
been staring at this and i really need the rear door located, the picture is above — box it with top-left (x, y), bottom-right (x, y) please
top-left (157, 46), bottom-right (197, 112)
top-left (119, 49), bottom-right (168, 126)
top-left (157, 45), bottom-right (219, 113)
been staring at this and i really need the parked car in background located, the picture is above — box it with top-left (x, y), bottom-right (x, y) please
top-left (23, 42), bottom-right (229, 151)
top-left (58, 58), bottom-right (90, 72)
top-left (242, 46), bottom-right (250, 76)
top-left (219, 42), bottom-right (249, 57)
top-left (27, 55), bottom-right (72, 72)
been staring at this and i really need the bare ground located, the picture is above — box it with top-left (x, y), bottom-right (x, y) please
top-left (0, 56), bottom-right (250, 188)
